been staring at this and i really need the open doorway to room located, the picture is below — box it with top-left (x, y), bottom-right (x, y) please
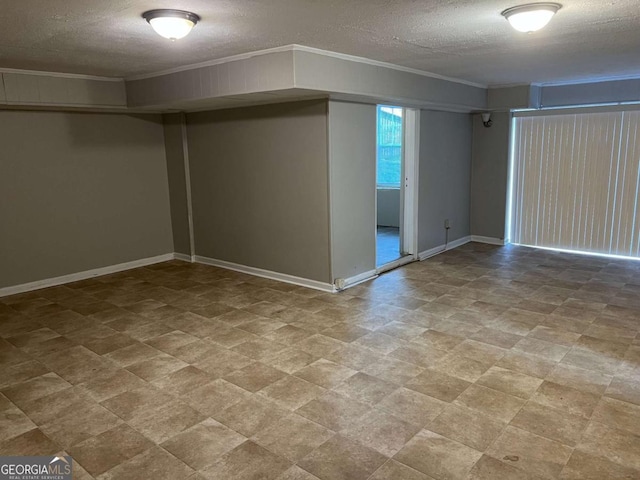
top-left (376, 105), bottom-right (418, 271)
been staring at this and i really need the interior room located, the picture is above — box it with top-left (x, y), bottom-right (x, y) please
top-left (1, 1), bottom-right (640, 479)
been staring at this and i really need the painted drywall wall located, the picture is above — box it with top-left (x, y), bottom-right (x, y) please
top-left (0, 110), bottom-right (174, 289)
top-left (163, 113), bottom-right (192, 256)
top-left (329, 101), bottom-right (377, 281)
top-left (377, 188), bottom-right (400, 227)
top-left (418, 111), bottom-right (473, 252)
top-left (470, 112), bottom-right (511, 241)
top-left (186, 100), bottom-right (332, 283)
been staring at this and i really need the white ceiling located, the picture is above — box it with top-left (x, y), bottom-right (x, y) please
top-left (1, 0), bottom-right (639, 86)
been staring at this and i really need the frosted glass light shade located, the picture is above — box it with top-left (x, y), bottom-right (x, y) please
top-left (143, 10), bottom-right (200, 40)
top-left (502, 3), bottom-right (561, 33)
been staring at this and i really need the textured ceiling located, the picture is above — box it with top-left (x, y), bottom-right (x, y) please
top-left (0, 0), bottom-right (639, 85)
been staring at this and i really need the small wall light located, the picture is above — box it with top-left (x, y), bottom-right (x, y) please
top-left (143, 9), bottom-right (200, 40)
top-left (481, 112), bottom-right (493, 128)
top-left (502, 3), bottom-right (561, 33)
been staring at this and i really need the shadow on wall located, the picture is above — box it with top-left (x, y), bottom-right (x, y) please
top-left (377, 188), bottom-right (400, 227)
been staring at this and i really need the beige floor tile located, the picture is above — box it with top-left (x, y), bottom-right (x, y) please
top-left (2, 372), bottom-right (72, 406)
top-left (78, 368), bottom-right (147, 402)
top-left (496, 350), bottom-right (557, 379)
top-left (296, 391), bottom-right (370, 431)
top-left (161, 418), bottom-right (245, 470)
top-left (369, 460), bottom-right (434, 480)
top-left (193, 346), bottom-right (253, 377)
top-left (428, 403), bottom-right (506, 451)
top-left (100, 385), bottom-right (174, 421)
top-left (532, 381), bottom-right (600, 418)
top-left (294, 359), bottom-right (357, 389)
top-left (414, 330), bottom-right (465, 350)
top-left (253, 413), bottom-right (334, 462)
top-left (298, 435), bottom-right (387, 480)
top-left (180, 378), bottom-right (251, 416)
top-left (546, 363), bottom-right (612, 395)
top-left (151, 365), bottom-right (214, 395)
top-left (0, 428), bottom-right (61, 456)
top-left (387, 343), bottom-right (449, 368)
top-left (513, 337), bottom-right (570, 362)
top-left (471, 328), bottom-right (524, 349)
top-left (127, 399), bottom-right (205, 443)
top-left (223, 362), bottom-right (287, 392)
top-left (294, 334), bottom-right (345, 357)
top-left (263, 347), bottom-right (319, 374)
top-left (431, 354), bottom-right (493, 383)
top-left (476, 367), bottom-right (543, 400)
top-left (510, 401), bottom-right (588, 446)
top-left (98, 446), bottom-right (194, 480)
top-left (68, 423), bottom-right (154, 476)
top-left (144, 330), bottom-right (200, 352)
top-left (340, 409), bottom-right (421, 457)
top-left (592, 396), bottom-right (640, 436)
top-left (467, 454), bottom-right (545, 480)
top-left (577, 421), bottom-right (640, 470)
top-left (0, 404), bottom-right (37, 442)
top-left (354, 332), bottom-right (407, 354)
top-left (323, 344), bottom-right (381, 370)
top-left (0, 359), bottom-right (50, 388)
top-left (559, 450), bottom-right (640, 480)
top-left (125, 354), bottom-right (188, 382)
top-left (213, 395), bottom-right (288, 437)
top-left (332, 372), bottom-right (398, 406)
top-left (201, 441), bottom-right (291, 480)
top-left (40, 403), bottom-right (122, 448)
top-left (377, 387), bottom-right (446, 427)
top-left (3, 249), bottom-right (640, 480)
top-left (606, 375), bottom-right (640, 406)
top-left (405, 370), bottom-right (471, 402)
top-left (362, 357), bottom-right (424, 385)
top-left (485, 426), bottom-right (573, 479)
top-left (257, 375), bottom-right (326, 410)
top-left (19, 386), bottom-right (94, 425)
top-left (528, 325), bottom-right (582, 347)
top-left (277, 466), bottom-right (322, 479)
top-left (454, 384), bottom-right (525, 423)
top-left (394, 429), bottom-right (482, 480)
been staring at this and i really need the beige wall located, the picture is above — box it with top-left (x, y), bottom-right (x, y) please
top-left (0, 110), bottom-right (174, 289)
top-left (329, 101), bottom-right (377, 281)
top-left (186, 100), bottom-right (332, 283)
top-left (418, 110), bottom-right (473, 251)
top-left (377, 188), bottom-right (400, 228)
top-left (163, 113), bottom-right (192, 256)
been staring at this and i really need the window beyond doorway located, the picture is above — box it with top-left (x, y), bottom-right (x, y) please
top-left (377, 106), bottom-right (403, 188)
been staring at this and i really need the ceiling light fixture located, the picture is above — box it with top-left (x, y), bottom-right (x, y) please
top-left (143, 9), bottom-right (200, 40)
top-left (502, 3), bottom-right (561, 33)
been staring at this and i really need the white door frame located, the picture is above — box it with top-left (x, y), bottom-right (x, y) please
top-left (402, 108), bottom-right (420, 259)
top-left (375, 107), bottom-right (419, 274)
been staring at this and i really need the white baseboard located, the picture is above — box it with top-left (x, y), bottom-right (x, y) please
top-left (376, 255), bottom-right (416, 275)
top-left (471, 236), bottom-right (508, 246)
top-left (0, 253), bottom-right (177, 298)
top-left (335, 269), bottom-right (378, 291)
top-left (173, 253), bottom-right (194, 262)
top-left (419, 236), bottom-right (471, 261)
top-left (194, 255), bottom-right (335, 293)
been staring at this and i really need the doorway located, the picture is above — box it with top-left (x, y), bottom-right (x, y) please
top-left (375, 105), bottom-right (418, 271)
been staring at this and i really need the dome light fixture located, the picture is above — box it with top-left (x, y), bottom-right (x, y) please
top-left (143, 9), bottom-right (200, 41)
top-left (502, 3), bottom-right (561, 33)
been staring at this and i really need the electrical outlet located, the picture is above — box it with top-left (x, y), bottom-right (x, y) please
top-left (444, 219), bottom-right (451, 229)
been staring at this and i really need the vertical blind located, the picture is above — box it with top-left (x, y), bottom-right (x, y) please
top-left (511, 110), bottom-right (640, 257)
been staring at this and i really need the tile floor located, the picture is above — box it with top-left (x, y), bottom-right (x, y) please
top-left (1, 243), bottom-right (640, 479)
top-left (377, 226), bottom-right (402, 267)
